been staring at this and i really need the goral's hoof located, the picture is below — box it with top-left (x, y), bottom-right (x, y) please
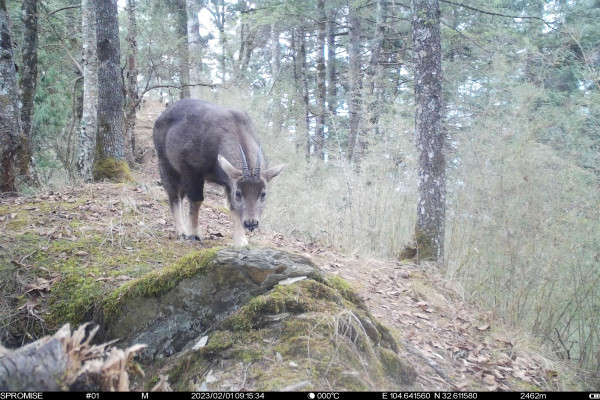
top-left (177, 234), bottom-right (202, 242)
top-left (188, 235), bottom-right (202, 242)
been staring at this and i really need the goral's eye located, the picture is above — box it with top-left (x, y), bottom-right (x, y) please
top-left (235, 190), bottom-right (242, 199)
top-left (260, 192), bottom-right (266, 200)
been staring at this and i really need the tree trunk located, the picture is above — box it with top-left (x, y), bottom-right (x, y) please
top-left (315, 0), bottom-right (327, 159)
top-left (270, 24), bottom-right (283, 136)
top-left (77, 0), bottom-right (98, 181)
top-left (298, 26), bottom-right (311, 160)
top-left (291, 29), bottom-right (304, 155)
top-left (187, 0), bottom-right (202, 88)
top-left (0, 0), bottom-right (22, 193)
top-left (176, 0), bottom-right (191, 99)
top-left (327, 12), bottom-right (337, 118)
top-left (411, 0), bottom-right (446, 262)
top-left (18, 0), bottom-right (38, 183)
top-left (347, 5), bottom-right (363, 163)
top-left (366, 0), bottom-right (386, 136)
top-left (94, 0), bottom-right (129, 182)
top-left (270, 24), bottom-right (280, 79)
top-left (124, 0), bottom-right (138, 164)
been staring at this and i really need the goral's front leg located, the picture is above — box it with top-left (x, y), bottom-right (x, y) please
top-left (186, 200), bottom-right (203, 242)
top-left (232, 212), bottom-right (249, 247)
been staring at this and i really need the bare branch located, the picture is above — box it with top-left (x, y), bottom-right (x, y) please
top-left (440, 0), bottom-right (558, 31)
top-left (47, 4), bottom-right (81, 18)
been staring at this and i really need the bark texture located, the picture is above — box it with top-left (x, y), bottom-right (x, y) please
top-left (270, 24), bottom-right (283, 136)
top-left (367, 0), bottom-right (386, 136)
top-left (77, 0), bottom-right (98, 181)
top-left (94, 0), bottom-right (127, 181)
top-left (347, 4), bottom-right (363, 163)
top-left (0, 0), bottom-right (22, 193)
top-left (327, 12), bottom-right (337, 118)
top-left (18, 0), bottom-right (38, 180)
top-left (187, 0), bottom-right (202, 87)
top-left (124, 0), bottom-right (138, 164)
top-left (297, 27), bottom-right (311, 159)
top-left (176, 0), bottom-right (191, 99)
top-left (314, 0), bottom-right (327, 159)
top-left (411, 0), bottom-right (446, 262)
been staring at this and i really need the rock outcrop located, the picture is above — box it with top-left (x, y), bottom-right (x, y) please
top-left (102, 247), bottom-right (416, 391)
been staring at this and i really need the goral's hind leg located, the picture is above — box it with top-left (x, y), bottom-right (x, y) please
top-left (158, 159), bottom-right (187, 239)
top-left (187, 200), bottom-right (202, 241)
top-left (170, 196), bottom-right (187, 239)
top-left (182, 169), bottom-right (204, 242)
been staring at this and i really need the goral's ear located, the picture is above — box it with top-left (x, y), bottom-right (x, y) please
top-left (218, 154), bottom-right (242, 179)
top-left (262, 163), bottom-right (286, 182)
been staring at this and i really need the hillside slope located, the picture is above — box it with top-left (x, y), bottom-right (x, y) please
top-left (0, 101), bottom-right (578, 391)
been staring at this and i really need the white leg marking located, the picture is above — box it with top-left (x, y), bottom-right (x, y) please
top-left (232, 213), bottom-right (249, 247)
top-left (179, 196), bottom-right (189, 236)
top-left (188, 201), bottom-right (202, 240)
top-left (172, 201), bottom-right (186, 237)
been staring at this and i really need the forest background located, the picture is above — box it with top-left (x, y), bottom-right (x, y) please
top-left (0, 0), bottom-right (599, 386)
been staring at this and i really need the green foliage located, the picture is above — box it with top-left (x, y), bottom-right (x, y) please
top-left (24, 0), bottom-right (83, 185)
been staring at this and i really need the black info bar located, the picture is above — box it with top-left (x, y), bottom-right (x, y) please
top-left (0, 392), bottom-right (596, 400)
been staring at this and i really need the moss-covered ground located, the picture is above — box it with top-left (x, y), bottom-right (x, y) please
top-left (0, 184), bottom-right (221, 347)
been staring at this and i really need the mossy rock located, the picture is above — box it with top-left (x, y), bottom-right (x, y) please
top-left (117, 247), bottom-right (418, 391)
top-left (102, 247), bottom-right (320, 361)
top-left (162, 276), bottom-right (416, 391)
top-left (97, 246), bottom-right (416, 390)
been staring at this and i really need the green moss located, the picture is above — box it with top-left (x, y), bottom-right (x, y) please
top-left (201, 330), bottom-right (234, 355)
top-left (168, 351), bottom-right (209, 391)
top-left (233, 344), bottom-right (265, 363)
top-left (93, 158), bottom-right (133, 183)
top-left (144, 376), bottom-right (160, 391)
top-left (324, 365), bottom-right (368, 391)
top-left (4, 214), bottom-right (28, 230)
top-left (45, 274), bottom-right (106, 327)
top-left (377, 347), bottom-right (416, 384)
top-left (102, 247), bottom-right (222, 323)
top-left (326, 275), bottom-right (364, 306)
top-left (414, 227), bottom-right (436, 262)
top-left (222, 280), bottom-right (340, 334)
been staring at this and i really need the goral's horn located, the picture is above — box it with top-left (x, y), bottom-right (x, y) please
top-left (239, 144), bottom-right (250, 178)
top-left (254, 145), bottom-right (262, 179)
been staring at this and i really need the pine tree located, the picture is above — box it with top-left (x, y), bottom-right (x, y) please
top-left (411, 0), bottom-right (446, 262)
top-left (77, 0), bottom-right (99, 181)
top-left (18, 0), bottom-right (38, 183)
top-left (0, 0), bottom-right (23, 193)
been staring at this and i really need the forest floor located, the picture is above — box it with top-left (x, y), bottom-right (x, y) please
top-left (0, 100), bottom-right (581, 391)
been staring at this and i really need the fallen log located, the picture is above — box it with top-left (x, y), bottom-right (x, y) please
top-left (0, 323), bottom-right (146, 391)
